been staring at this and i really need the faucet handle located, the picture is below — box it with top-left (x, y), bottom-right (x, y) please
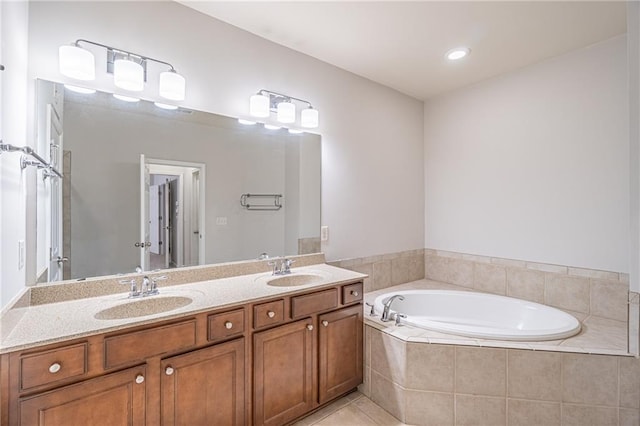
top-left (365, 302), bottom-right (376, 316)
top-left (283, 258), bottom-right (295, 273)
top-left (395, 313), bottom-right (407, 326)
top-left (119, 279), bottom-right (139, 297)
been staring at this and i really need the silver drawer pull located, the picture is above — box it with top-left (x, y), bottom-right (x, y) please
top-left (307, 324), bottom-right (314, 331)
top-left (49, 363), bottom-right (61, 374)
top-left (165, 366), bottom-right (174, 376)
top-left (225, 321), bottom-right (233, 329)
top-left (267, 311), bottom-right (276, 318)
top-left (135, 374), bottom-right (145, 384)
top-left (322, 320), bottom-right (329, 327)
top-left (351, 291), bottom-right (359, 297)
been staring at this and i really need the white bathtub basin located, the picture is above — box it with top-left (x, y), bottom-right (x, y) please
top-left (373, 290), bottom-right (581, 341)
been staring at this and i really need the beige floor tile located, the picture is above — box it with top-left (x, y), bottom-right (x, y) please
top-left (314, 404), bottom-right (380, 426)
top-left (352, 396), bottom-right (406, 426)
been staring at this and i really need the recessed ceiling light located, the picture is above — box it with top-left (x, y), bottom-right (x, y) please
top-left (446, 47), bottom-right (470, 61)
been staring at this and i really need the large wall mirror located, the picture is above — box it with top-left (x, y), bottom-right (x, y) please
top-left (34, 80), bottom-right (321, 283)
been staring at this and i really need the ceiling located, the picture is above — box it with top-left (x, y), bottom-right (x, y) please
top-left (180, 1), bottom-right (627, 101)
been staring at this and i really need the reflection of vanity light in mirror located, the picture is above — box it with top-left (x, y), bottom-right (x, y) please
top-left (264, 124), bottom-right (281, 130)
top-left (113, 94), bottom-right (140, 103)
top-left (238, 119), bottom-right (257, 125)
top-left (249, 89), bottom-right (319, 128)
top-left (154, 102), bottom-right (179, 111)
top-left (64, 85), bottom-right (96, 95)
top-left (58, 39), bottom-right (186, 101)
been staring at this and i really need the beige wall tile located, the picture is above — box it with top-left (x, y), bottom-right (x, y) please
top-left (358, 365), bottom-right (371, 397)
top-left (491, 257), bottom-right (527, 268)
top-left (544, 274), bottom-right (590, 313)
top-left (620, 357), bottom-right (640, 409)
top-left (391, 257), bottom-right (411, 286)
top-left (526, 262), bottom-right (568, 274)
top-left (455, 395), bottom-right (506, 426)
top-left (566, 316), bottom-right (627, 351)
top-left (448, 258), bottom-right (474, 288)
top-left (455, 347), bottom-right (506, 397)
top-left (405, 343), bottom-right (454, 392)
top-left (372, 260), bottom-right (392, 291)
top-left (370, 370), bottom-right (406, 422)
top-left (408, 255), bottom-right (425, 282)
top-left (561, 404), bottom-right (618, 426)
top-left (620, 408), bottom-right (640, 426)
top-left (568, 267), bottom-right (620, 281)
top-left (405, 390), bottom-right (454, 426)
top-left (351, 263), bottom-right (374, 293)
top-left (590, 279), bottom-right (629, 322)
top-left (474, 263), bottom-right (507, 295)
top-left (630, 303), bottom-right (640, 356)
top-left (507, 350), bottom-right (561, 401)
top-left (507, 399), bottom-right (560, 426)
top-left (425, 255), bottom-right (449, 283)
top-left (562, 353), bottom-right (618, 406)
top-left (506, 268), bottom-right (545, 303)
top-left (461, 253), bottom-right (491, 263)
top-left (370, 328), bottom-right (406, 385)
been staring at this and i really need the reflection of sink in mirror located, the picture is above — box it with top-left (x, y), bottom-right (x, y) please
top-left (94, 296), bottom-right (193, 320)
top-left (267, 274), bottom-right (324, 287)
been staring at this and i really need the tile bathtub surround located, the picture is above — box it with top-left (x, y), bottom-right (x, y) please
top-left (363, 325), bottom-right (640, 426)
top-left (329, 249), bottom-right (425, 293)
top-left (26, 253), bottom-right (327, 306)
top-left (424, 250), bottom-right (630, 323)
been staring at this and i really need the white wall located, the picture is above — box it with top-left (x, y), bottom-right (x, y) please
top-left (425, 36), bottom-right (629, 273)
top-left (0, 0), bottom-right (423, 301)
top-left (0, 1), bottom-right (30, 308)
top-left (630, 2), bottom-right (640, 293)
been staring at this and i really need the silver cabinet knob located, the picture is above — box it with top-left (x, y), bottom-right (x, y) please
top-left (135, 374), bottom-right (145, 384)
top-left (321, 320), bottom-right (329, 327)
top-left (225, 321), bottom-right (233, 329)
top-left (306, 324), bottom-right (314, 331)
top-left (49, 363), bottom-right (61, 374)
top-left (267, 311), bottom-right (276, 318)
top-left (351, 291), bottom-right (359, 297)
top-left (165, 366), bottom-right (174, 376)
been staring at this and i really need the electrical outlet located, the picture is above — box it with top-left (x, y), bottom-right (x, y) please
top-left (18, 240), bottom-right (25, 269)
top-left (320, 226), bottom-right (329, 242)
top-left (216, 217), bottom-right (228, 226)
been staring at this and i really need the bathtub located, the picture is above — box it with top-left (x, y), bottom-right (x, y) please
top-left (373, 290), bottom-right (581, 341)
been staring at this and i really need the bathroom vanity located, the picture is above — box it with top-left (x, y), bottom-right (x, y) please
top-left (0, 264), bottom-right (364, 425)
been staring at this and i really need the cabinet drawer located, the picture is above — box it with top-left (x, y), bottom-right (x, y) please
top-left (342, 282), bottom-right (363, 304)
top-left (104, 320), bottom-right (196, 369)
top-left (208, 308), bottom-right (245, 342)
top-left (253, 300), bottom-right (284, 329)
top-left (291, 288), bottom-right (338, 319)
top-left (20, 343), bottom-right (88, 391)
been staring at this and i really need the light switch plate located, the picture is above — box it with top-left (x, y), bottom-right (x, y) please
top-left (18, 240), bottom-right (25, 269)
top-left (320, 226), bottom-right (329, 242)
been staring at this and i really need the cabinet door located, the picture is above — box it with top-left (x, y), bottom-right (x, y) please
top-left (254, 319), bottom-right (314, 426)
top-left (318, 304), bottom-right (363, 404)
top-left (19, 366), bottom-right (146, 426)
top-left (160, 338), bottom-right (245, 426)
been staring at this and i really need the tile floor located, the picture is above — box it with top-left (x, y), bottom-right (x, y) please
top-left (292, 392), bottom-right (406, 426)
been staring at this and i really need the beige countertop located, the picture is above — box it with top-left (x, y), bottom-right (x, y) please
top-left (0, 264), bottom-right (366, 354)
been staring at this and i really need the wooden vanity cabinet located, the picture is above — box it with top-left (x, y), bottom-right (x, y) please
top-left (18, 365), bottom-right (147, 426)
top-left (2, 279), bottom-right (364, 426)
top-left (160, 338), bottom-right (245, 426)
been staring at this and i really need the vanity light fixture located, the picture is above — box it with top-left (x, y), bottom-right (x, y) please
top-left (59, 39), bottom-right (186, 101)
top-left (446, 47), bottom-right (471, 61)
top-left (249, 89), bottom-right (319, 128)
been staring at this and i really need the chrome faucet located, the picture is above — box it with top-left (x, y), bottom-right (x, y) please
top-left (381, 294), bottom-right (405, 322)
top-left (267, 258), bottom-right (295, 275)
top-left (119, 274), bottom-right (166, 298)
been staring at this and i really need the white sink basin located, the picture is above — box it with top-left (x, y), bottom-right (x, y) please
top-left (266, 274), bottom-right (324, 287)
top-left (94, 296), bottom-right (193, 320)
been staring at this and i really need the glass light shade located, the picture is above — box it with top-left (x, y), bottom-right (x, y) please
top-left (238, 119), bottom-right (257, 125)
top-left (277, 101), bottom-right (296, 123)
top-left (159, 71), bottom-right (186, 101)
top-left (59, 45), bottom-right (95, 81)
top-left (249, 94), bottom-right (270, 118)
top-left (264, 124), bottom-right (281, 130)
top-left (301, 107), bottom-right (319, 128)
top-left (113, 59), bottom-right (144, 91)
